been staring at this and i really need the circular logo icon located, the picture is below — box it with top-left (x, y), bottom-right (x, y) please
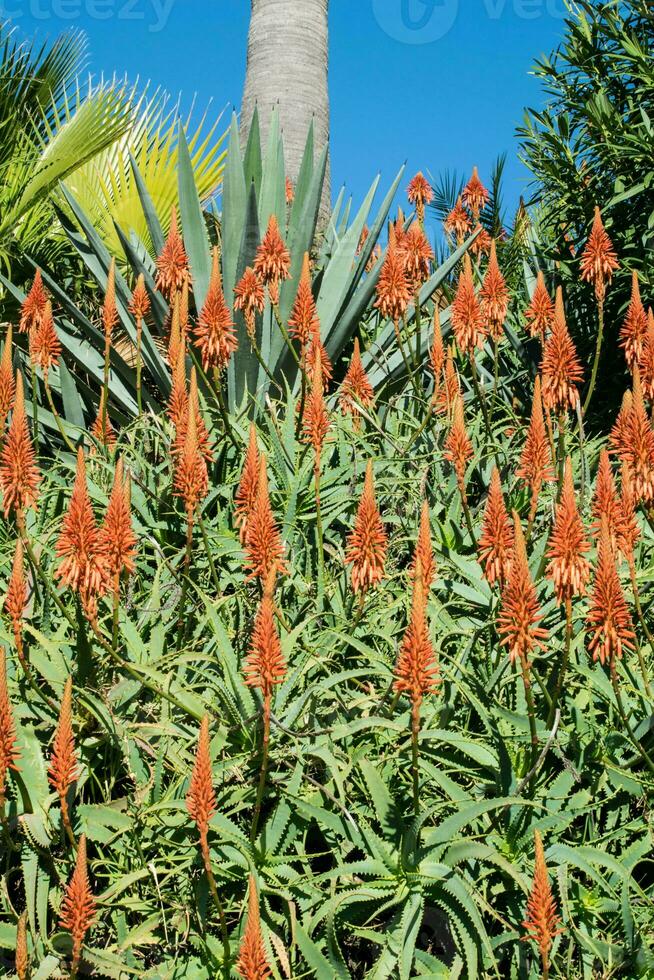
top-left (372, 0), bottom-right (460, 45)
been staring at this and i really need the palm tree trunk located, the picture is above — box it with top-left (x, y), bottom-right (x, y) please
top-left (241, 0), bottom-right (331, 222)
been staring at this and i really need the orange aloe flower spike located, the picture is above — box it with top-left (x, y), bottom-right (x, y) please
top-left (30, 300), bottom-right (61, 381)
top-left (237, 875), bottom-right (272, 979)
top-left (540, 288), bottom-right (584, 413)
top-left (98, 457), bottom-right (137, 591)
top-left (302, 347), bottom-right (330, 464)
top-left (253, 215), bottom-right (291, 306)
top-left (625, 366), bottom-right (654, 503)
top-left (450, 253), bottom-right (485, 355)
top-left (546, 458), bottom-right (591, 604)
top-left (516, 375), bottom-right (555, 528)
top-left (91, 389), bottom-right (117, 451)
top-left (285, 176), bottom-right (294, 205)
top-left (19, 269), bottom-right (48, 335)
top-left (618, 462), bottom-right (641, 562)
top-left (168, 341), bottom-right (189, 433)
top-left (59, 834), bottom-right (96, 975)
top-left (586, 517), bottom-right (635, 666)
top-left (394, 557), bottom-right (439, 710)
top-left (609, 389), bottom-right (633, 462)
top-left (102, 259), bottom-right (118, 342)
top-left (444, 196), bottom-right (472, 245)
top-left (0, 371), bottom-right (40, 520)
top-left (444, 394), bottom-right (473, 485)
top-left (410, 500), bottom-right (436, 592)
top-left (497, 512), bottom-right (548, 665)
top-left (345, 461), bottom-right (387, 595)
top-left (173, 386), bottom-right (209, 519)
top-left (434, 348), bottom-right (461, 415)
top-left (522, 830), bottom-right (563, 978)
top-left (374, 227), bottom-right (411, 326)
top-left (55, 448), bottom-right (107, 616)
top-left (167, 294), bottom-right (182, 369)
top-left (0, 646), bottom-right (19, 809)
top-left (4, 538), bottom-right (27, 666)
top-left (175, 366), bottom-right (213, 463)
top-left (304, 320), bottom-right (333, 391)
top-left (194, 247), bottom-right (238, 373)
top-left (462, 166), bottom-right (489, 219)
top-left (580, 206), bottom-right (618, 303)
top-left (288, 252), bottom-right (319, 350)
top-left (590, 449), bottom-right (621, 547)
top-left (406, 171), bottom-right (433, 223)
top-left (15, 911), bottom-right (28, 980)
top-left (244, 455), bottom-right (288, 582)
top-left (179, 273), bottom-right (190, 339)
top-left (619, 270), bottom-right (647, 370)
top-left (48, 676), bottom-right (78, 838)
top-left (129, 273), bottom-right (150, 322)
top-left (339, 337), bottom-right (374, 428)
top-left (235, 423), bottom-right (260, 544)
top-left (480, 240), bottom-right (509, 342)
top-left (186, 715), bottom-right (217, 843)
top-left (0, 324), bottom-right (15, 431)
top-left (638, 309), bottom-right (654, 401)
top-left (469, 224), bottom-right (492, 259)
top-left (156, 205), bottom-right (189, 299)
top-left (401, 222), bottom-right (434, 292)
top-left (524, 270), bottom-right (554, 340)
top-left (234, 266), bottom-right (265, 342)
top-left (244, 577), bottom-right (286, 699)
top-left (393, 208), bottom-right (407, 250)
top-left (478, 466), bottom-right (514, 588)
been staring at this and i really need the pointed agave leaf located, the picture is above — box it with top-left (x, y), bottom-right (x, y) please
top-left (222, 112), bottom-right (248, 309)
top-left (323, 165), bottom-right (405, 360)
top-left (287, 119), bottom-right (315, 230)
top-left (243, 104), bottom-right (262, 189)
top-left (271, 143), bottom-right (328, 381)
top-left (229, 181), bottom-right (261, 409)
top-left (317, 174), bottom-right (380, 337)
top-left (258, 104), bottom-right (285, 229)
top-left (129, 151), bottom-right (165, 255)
top-left (278, 141), bottom-right (328, 324)
top-left (177, 122), bottom-right (212, 309)
top-left (319, 185), bottom-right (346, 261)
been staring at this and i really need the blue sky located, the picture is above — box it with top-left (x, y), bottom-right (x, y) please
top-left (7, 0), bottom-right (566, 221)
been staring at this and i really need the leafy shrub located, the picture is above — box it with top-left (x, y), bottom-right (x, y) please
top-left (520, 0), bottom-right (654, 424)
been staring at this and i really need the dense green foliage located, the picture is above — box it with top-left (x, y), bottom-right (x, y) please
top-left (1, 183), bottom-right (653, 977)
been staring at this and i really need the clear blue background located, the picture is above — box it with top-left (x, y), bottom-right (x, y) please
top-left (5, 0), bottom-right (566, 220)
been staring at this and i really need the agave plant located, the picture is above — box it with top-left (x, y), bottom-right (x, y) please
top-left (3, 107), bottom-right (478, 446)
